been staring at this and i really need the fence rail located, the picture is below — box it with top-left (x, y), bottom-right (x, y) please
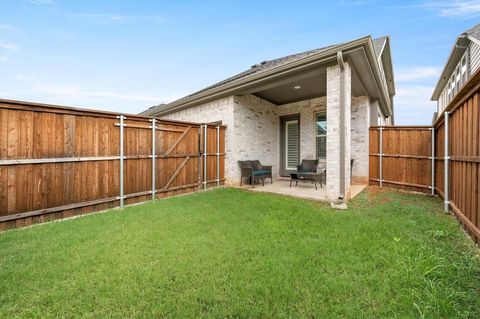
top-left (369, 126), bottom-right (434, 194)
top-left (370, 70), bottom-right (480, 244)
top-left (0, 99), bottom-right (226, 230)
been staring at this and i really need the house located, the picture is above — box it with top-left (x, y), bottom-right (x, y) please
top-left (141, 35), bottom-right (395, 201)
top-left (432, 23), bottom-right (480, 116)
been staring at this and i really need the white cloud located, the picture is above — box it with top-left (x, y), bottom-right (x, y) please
top-left (340, 0), bottom-right (383, 5)
top-left (393, 66), bottom-right (441, 123)
top-left (42, 55), bottom-right (70, 61)
top-left (0, 24), bottom-right (16, 31)
top-left (33, 84), bottom-right (167, 102)
top-left (395, 66), bottom-right (442, 82)
top-left (0, 83), bottom-right (184, 114)
top-left (0, 43), bottom-right (19, 50)
top-left (418, 0), bottom-right (480, 19)
top-left (396, 85), bottom-right (435, 105)
top-left (15, 73), bottom-right (39, 81)
top-left (66, 13), bottom-right (165, 24)
top-left (394, 85), bottom-right (437, 124)
top-left (26, 0), bottom-right (54, 5)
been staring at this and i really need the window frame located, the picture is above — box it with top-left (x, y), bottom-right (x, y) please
top-left (315, 112), bottom-right (327, 160)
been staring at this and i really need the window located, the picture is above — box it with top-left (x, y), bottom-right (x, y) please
top-left (455, 66), bottom-right (461, 93)
top-left (461, 56), bottom-right (467, 84)
top-left (315, 113), bottom-right (326, 159)
top-left (285, 120), bottom-right (299, 170)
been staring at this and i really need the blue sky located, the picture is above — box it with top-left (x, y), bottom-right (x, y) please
top-left (1, 0), bottom-right (479, 124)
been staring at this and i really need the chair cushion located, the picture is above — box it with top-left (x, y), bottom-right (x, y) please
top-left (253, 170), bottom-right (270, 176)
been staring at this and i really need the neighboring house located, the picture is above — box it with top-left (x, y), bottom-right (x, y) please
top-left (432, 23), bottom-right (480, 116)
top-left (141, 35), bottom-right (395, 201)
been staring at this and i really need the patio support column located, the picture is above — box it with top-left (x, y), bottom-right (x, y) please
top-left (326, 59), bottom-right (352, 201)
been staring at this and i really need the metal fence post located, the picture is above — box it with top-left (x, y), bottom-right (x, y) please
top-left (431, 127), bottom-right (435, 196)
top-left (203, 124), bottom-right (207, 190)
top-left (151, 118), bottom-right (156, 201)
top-left (216, 126), bottom-right (220, 187)
top-left (444, 112), bottom-right (449, 212)
top-left (379, 126), bottom-right (383, 187)
top-left (119, 115), bottom-right (125, 208)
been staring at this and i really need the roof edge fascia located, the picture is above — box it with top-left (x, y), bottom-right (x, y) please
top-left (154, 36), bottom-right (373, 116)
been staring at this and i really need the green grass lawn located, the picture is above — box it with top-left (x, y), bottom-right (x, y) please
top-left (1, 188), bottom-right (479, 318)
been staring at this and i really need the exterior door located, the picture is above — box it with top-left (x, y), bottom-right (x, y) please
top-left (280, 114), bottom-right (300, 176)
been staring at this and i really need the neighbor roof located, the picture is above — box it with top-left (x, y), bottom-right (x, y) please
top-left (372, 36), bottom-right (387, 57)
top-left (432, 23), bottom-right (480, 100)
top-left (465, 23), bottom-right (480, 41)
top-left (141, 35), bottom-right (391, 117)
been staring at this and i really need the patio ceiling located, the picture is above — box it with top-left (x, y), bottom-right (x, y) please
top-left (249, 67), bottom-right (366, 105)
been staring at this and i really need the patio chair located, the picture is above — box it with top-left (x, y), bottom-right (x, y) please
top-left (297, 159), bottom-right (319, 173)
top-left (290, 159), bottom-right (321, 189)
top-left (238, 160), bottom-right (272, 187)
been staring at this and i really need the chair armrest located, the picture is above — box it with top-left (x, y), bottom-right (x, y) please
top-left (240, 167), bottom-right (253, 177)
top-left (260, 165), bottom-right (272, 172)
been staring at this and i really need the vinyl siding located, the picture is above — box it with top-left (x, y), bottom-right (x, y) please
top-left (469, 41), bottom-right (480, 75)
top-left (437, 41), bottom-right (478, 113)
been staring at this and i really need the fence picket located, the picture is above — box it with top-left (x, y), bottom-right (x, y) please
top-left (0, 99), bottom-right (226, 230)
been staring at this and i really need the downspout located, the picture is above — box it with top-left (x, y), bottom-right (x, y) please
top-left (337, 51), bottom-right (346, 200)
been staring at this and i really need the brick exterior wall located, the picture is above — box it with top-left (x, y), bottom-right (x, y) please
top-left (326, 63), bottom-right (351, 201)
top-left (277, 97), bottom-right (326, 166)
top-left (162, 95), bottom-right (279, 185)
top-left (351, 96), bottom-right (370, 184)
top-left (233, 95), bottom-right (278, 180)
top-left (162, 66), bottom-right (370, 199)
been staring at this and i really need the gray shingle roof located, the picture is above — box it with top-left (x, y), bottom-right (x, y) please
top-left (141, 36), bottom-right (387, 116)
top-left (372, 36), bottom-right (387, 57)
top-left (140, 103), bottom-right (166, 116)
top-left (183, 44), bottom-right (339, 99)
top-left (465, 23), bottom-right (480, 40)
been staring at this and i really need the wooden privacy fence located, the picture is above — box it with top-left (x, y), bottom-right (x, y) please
top-left (369, 126), bottom-right (434, 194)
top-left (434, 70), bottom-right (480, 244)
top-left (0, 99), bottom-right (226, 230)
top-left (370, 70), bottom-right (480, 244)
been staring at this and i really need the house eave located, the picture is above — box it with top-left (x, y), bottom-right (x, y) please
top-left (363, 39), bottom-right (394, 117)
top-left (152, 36), bottom-right (391, 117)
top-left (431, 35), bottom-right (470, 100)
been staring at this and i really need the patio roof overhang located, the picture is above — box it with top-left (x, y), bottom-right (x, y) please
top-left (154, 36), bottom-right (393, 118)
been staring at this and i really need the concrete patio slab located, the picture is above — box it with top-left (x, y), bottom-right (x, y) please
top-left (241, 180), bottom-right (367, 202)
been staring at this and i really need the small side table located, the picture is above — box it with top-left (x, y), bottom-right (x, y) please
top-left (289, 171), bottom-right (324, 190)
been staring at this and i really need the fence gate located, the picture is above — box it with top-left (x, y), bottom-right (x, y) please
top-left (0, 99), bottom-right (226, 230)
top-left (369, 126), bottom-right (434, 194)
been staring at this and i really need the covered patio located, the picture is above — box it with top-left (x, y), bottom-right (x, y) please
top-left (233, 47), bottom-right (385, 201)
top-left (246, 179), bottom-right (367, 202)
top-left (154, 36), bottom-right (395, 202)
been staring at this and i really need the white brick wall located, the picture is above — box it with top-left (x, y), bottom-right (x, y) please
top-left (163, 68), bottom-right (368, 199)
top-left (326, 63), bottom-right (352, 201)
top-left (351, 96), bottom-right (370, 184)
top-left (161, 95), bottom-right (279, 185)
top-left (233, 94), bottom-right (278, 181)
top-left (277, 97), bottom-right (326, 167)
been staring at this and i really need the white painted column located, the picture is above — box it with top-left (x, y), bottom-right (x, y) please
top-left (326, 63), bottom-right (352, 201)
